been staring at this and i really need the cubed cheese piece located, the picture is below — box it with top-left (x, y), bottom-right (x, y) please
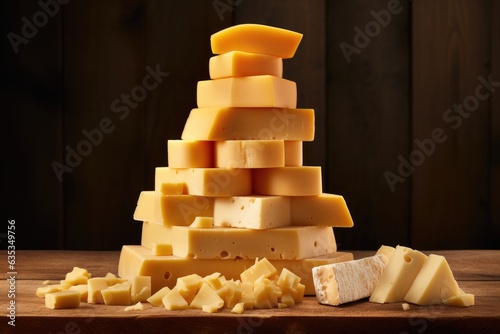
top-left (130, 276), bottom-right (151, 303)
top-left (168, 225), bottom-right (336, 260)
top-left (181, 108), bottom-right (315, 142)
top-left (241, 258), bottom-right (278, 283)
top-left (404, 254), bottom-right (461, 305)
top-left (101, 281), bottom-right (132, 306)
top-left (147, 286), bottom-right (171, 307)
top-left (253, 277), bottom-right (281, 308)
top-left (134, 191), bottom-right (214, 226)
top-left (197, 75), bottom-right (296, 109)
top-left (62, 267), bottom-right (90, 285)
top-left (280, 293), bottom-right (295, 307)
top-left (124, 302), bottom-right (144, 311)
top-left (162, 287), bottom-right (189, 310)
top-left (443, 293), bottom-right (475, 307)
top-left (313, 255), bottom-right (386, 306)
top-left (141, 222), bottom-right (173, 249)
top-left (290, 194), bottom-right (354, 227)
top-left (402, 303), bottom-right (411, 310)
top-left (118, 245), bottom-right (353, 295)
top-left (36, 284), bottom-right (71, 298)
top-left (215, 140), bottom-right (285, 168)
top-left (203, 272), bottom-right (225, 291)
top-left (161, 182), bottom-right (184, 195)
top-left (45, 291), bottom-right (81, 309)
top-left (103, 272), bottom-right (127, 286)
top-left (253, 167), bottom-right (322, 196)
top-left (217, 280), bottom-right (243, 308)
top-left (152, 243), bottom-right (173, 256)
top-left (376, 245), bottom-right (396, 265)
top-left (167, 140), bottom-right (213, 168)
top-left (284, 141), bottom-right (302, 166)
top-left (87, 278), bottom-right (108, 304)
top-left (69, 284), bottom-right (88, 302)
top-left (176, 274), bottom-right (203, 304)
top-left (277, 268), bottom-right (301, 291)
top-left (369, 246), bottom-right (428, 304)
top-left (231, 302), bottom-right (245, 314)
top-left (189, 283), bottom-right (224, 311)
top-left (214, 196), bottom-right (290, 229)
top-left (155, 167), bottom-right (252, 197)
top-left (209, 51), bottom-right (283, 79)
top-left (190, 217), bottom-right (213, 228)
top-left (210, 24), bottom-right (303, 58)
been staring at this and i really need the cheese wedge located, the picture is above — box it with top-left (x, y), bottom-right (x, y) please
top-left (290, 194), bottom-right (354, 227)
top-left (253, 167), bottom-right (322, 196)
top-left (167, 140), bottom-right (213, 168)
top-left (284, 141), bottom-right (302, 166)
top-left (210, 24), bottom-right (303, 58)
top-left (209, 51), bottom-right (283, 79)
top-left (215, 140), bottom-right (285, 168)
top-left (312, 255), bottom-right (386, 306)
top-left (375, 245), bottom-right (396, 265)
top-left (197, 75), bottom-right (296, 109)
top-left (118, 245), bottom-right (353, 295)
top-left (181, 108), bottom-right (315, 142)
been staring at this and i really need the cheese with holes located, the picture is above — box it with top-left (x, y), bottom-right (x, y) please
top-left (253, 167), bottom-right (322, 196)
top-left (284, 141), bottom-right (302, 166)
top-left (167, 140), bottom-right (213, 168)
top-left (134, 191), bottom-right (214, 226)
top-left (290, 194), bottom-right (354, 227)
top-left (181, 108), bottom-right (315, 141)
top-left (404, 254), bottom-right (461, 305)
top-left (118, 245), bottom-right (353, 295)
top-left (369, 245), bottom-right (428, 303)
top-left (215, 140), bottom-right (284, 168)
top-left (213, 196), bottom-right (290, 229)
top-left (312, 255), bottom-right (386, 306)
top-left (155, 167), bottom-right (252, 197)
top-left (211, 24), bottom-right (303, 58)
top-left (209, 51), bottom-right (283, 79)
top-left (197, 75), bottom-right (296, 109)
top-left (45, 291), bottom-right (81, 309)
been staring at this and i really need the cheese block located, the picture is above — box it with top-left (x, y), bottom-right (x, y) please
top-left (155, 167), bottom-right (252, 197)
top-left (210, 24), bottom-right (303, 58)
top-left (161, 183), bottom-right (184, 195)
top-left (167, 225), bottom-right (336, 260)
top-left (312, 255), bottom-right (386, 306)
top-left (167, 140), bottom-right (213, 168)
top-left (209, 51), bottom-right (283, 79)
top-left (369, 245), bottom-right (428, 303)
top-left (215, 140), bottom-right (284, 168)
top-left (197, 75), bottom-right (296, 109)
top-left (284, 141), bottom-right (302, 166)
top-left (134, 191), bottom-right (214, 226)
top-left (290, 194), bottom-right (354, 227)
top-left (118, 245), bottom-right (353, 295)
top-left (181, 108), bottom-right (315, 141)
top-left (404, 254), bottom-right (461, 305)
top-left (213, 196), bottom-right (290, 229)
top-left (45, 290), bottom-right (81, 309)
top-left (253, 167), bottom-right (322, 196)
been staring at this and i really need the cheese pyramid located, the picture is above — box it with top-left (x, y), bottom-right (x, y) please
top-left (118, 24), bottom-right (355, 296)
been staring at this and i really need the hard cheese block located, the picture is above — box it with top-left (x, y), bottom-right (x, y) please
top-left (142, 222), bottom-right (172, 249)
top-left (155, 167), bottom-right (252, 197)
top-left (215, 140), bottom-right (284, 168)
top-left (253, 167), bottom-right (322, 196)
top-left (118, 245), bottom-right (353, 295)
top-left (181, 108), bottom-right (315, 141)
top-left (197, 75), bottom-right (296, 109)
top-left (209, 51), bottom-right (283, 79)
top-left (312, 255), bottom-right (386, 306)
top-left (284, 141), bottom-right (302, 166)
top-left (167, 140), bottom-right (214, 168)
top-left (290, 194), bottom-right (354, 227)
top-left (144, 225), bottom-right (336, 260)
top-left (213, 195), bottom-right (290, 229)
top-left (210, 24), bottom-right (303, 58)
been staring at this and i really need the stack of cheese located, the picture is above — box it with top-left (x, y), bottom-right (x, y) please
top-left (118, 24), bottom-right (355, 299)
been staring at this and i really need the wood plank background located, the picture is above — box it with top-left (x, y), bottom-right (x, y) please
top-left (1, 0), bottom-right (498, 251)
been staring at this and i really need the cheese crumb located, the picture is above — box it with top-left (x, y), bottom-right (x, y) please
top-left (402, 303), bottom-right (410, 310)
top-left (124, 302), bottom-right (144, 311)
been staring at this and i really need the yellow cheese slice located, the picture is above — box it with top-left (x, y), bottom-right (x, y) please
top-left (213, 196), bottom-right (290, 229)
top-left (215, 140), bottom-right (285, 168)
top-left (155, 167), bottom-right (252, 197)
top-left (312, 254), bottom-right (386, 306)
top-left (253, 167), bottom-right (322, 196)
top-left (45, 290), bottom-right (81, 309)
top-left (118, 245), bottom-right (353, 295)
top-left (197, 75), bottom-right (296, 109)
top-left (290, 194), bottom-right (354, 227)
top-left (167, 140), bottom-right (213, 168)
top-left (369, 245), bottom-right (428, 303)
top-left (209, 51), bottom-right (283, 79)
top-left (210, 24), bottom-right (303, 58)
top-left (181, 108), bottom-right (315, 141)
top-left (284, 141), bottom-right (302, 166)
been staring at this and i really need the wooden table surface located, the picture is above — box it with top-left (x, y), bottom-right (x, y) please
top-left (1, 250), bottom-right (499, 333)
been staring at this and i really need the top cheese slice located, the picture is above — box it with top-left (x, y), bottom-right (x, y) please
top-left (211, 24), bottom-right (303, 58)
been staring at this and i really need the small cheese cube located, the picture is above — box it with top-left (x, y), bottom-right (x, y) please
top-left (103, 272), bottom-right (127, 286)
top-left (36, 284), bottom-right (71, 298)
top-left (124, 302), bottom-right (144, 311)
top-left (280, 293), bottom-right (295, 307)
top-left (189, 283), bottom-right (224, 311)
top-left (253, 167), bottom-right (322, 196)
top-left (277, 268), bottom-right (301, 291)
top-left (162, 287), bottom-right (189, 310)
top-left (176, 274), bottom-right (202, 304)
top-left (101, 282), bottom-right (132, 306)
top-left (167, 140), bottom-right (213, 168)
top-left (203, 272), bottom-right (224, 291)
top-left (190, 217), bottom-right (213, 228)
top-left (68, 284), bottom-right (88, 302)
top-left (284, 141), bottom-right (302, 166)
top-left (147, 286), bottom-right (171, 307)
top-left (151, 243), bottom-right (173, 256)
top-left (87, 278), bottom-right (108, 304)
top-left (241, 258), bottom-right (278, 284)
top-left (209, 51), bottom-right (283, 79)
top-left (215, 140), bottom-right (284, 169)
top-left (130, 276), bottom-right (151, 303)
top-left (217, 280), bottom-right (243, 308)
top-left (197, 75), bottom-right (296, 109)
top-left (62, 267), bottom-right (90, 285)
top-left (45, 291), bottom-right (81, 309)
top-left (231, 302), bottom-right (245, 314)
top-left (402, 303), bottom-right (410, 310)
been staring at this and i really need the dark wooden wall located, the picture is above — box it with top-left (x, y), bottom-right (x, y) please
top-left (1, 0), bottom-right (498, 251)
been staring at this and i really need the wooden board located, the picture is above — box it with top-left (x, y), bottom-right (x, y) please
top-left (1, 250), bottom-right (498, 333)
